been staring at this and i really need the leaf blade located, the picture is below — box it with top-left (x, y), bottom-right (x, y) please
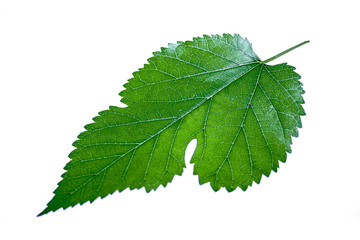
top-left (39, 34), bottom-right (305, 216)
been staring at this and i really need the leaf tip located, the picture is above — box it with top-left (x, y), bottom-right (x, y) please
top-left (37, 204), bottom-right (63, 217)
top-left (37, 209), bottom-right (48, 217)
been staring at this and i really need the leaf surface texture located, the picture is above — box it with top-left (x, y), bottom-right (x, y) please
top-left (39, 34), bottom-right (305, 216)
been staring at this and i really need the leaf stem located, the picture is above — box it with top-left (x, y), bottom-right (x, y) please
top-left (263, 40), bottom-right (310, 63)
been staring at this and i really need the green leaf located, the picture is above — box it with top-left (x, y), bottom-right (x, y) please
top-left (39, 34), bottom-right (307, 216)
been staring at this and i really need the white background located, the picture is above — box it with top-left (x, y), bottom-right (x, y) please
top-left (1, 0), bottom-right (359, 239)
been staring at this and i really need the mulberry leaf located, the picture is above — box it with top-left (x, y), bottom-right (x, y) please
top-left (39, 34), bottom-right (308, 216)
